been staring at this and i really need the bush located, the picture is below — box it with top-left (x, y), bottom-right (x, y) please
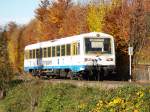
top-left (2, 80), bottom-right (44, 112)
top-left (91, 86), bottom-right (150, 112)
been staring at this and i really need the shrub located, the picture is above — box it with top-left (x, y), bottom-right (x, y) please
top-left (91, 86), bottom-right (150, 112)
top-left (3, 80), bottom-right (44, 112)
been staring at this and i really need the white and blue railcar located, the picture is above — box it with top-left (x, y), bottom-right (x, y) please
top-left (24, 32), bottom-right (115, 80)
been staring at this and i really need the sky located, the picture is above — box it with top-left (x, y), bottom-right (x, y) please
top-left (0, 0), bottom-right (40, 25)
top-left (0, 0), bottom-right (90, 26)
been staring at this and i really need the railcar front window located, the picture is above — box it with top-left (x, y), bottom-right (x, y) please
top-left (85, 38), bottom-right (111, 54)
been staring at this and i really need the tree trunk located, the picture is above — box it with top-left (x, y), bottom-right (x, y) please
top-left (0, 89), bottom-right (6, 100)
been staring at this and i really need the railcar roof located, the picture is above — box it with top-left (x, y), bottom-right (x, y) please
top-left (24, 32), bottom-right (113, 50)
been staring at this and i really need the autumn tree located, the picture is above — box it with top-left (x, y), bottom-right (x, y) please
top-left (35, 0), bottom-right (73, 39)
top-left (61, 5), bottom-right (88, 36)
top-left (36, 0), bottom-right (50, 23)
top-left (16, 26), bottom-right (26, 72)
top-left (5, 22), bottom-right (28, 73)
top-left (0, 28), bottom-right (13, 99)
top-left (35, 0), bottom-right (50, 40)
top-left (129, 0), bottom-right (148, 80)
top-left (14, 20), bottom-right (43, 72)
top-left (87, 0), bottom-right (106, 32)
top-left (102, 0), bottom-right (132, 80)
top-left (6, 22), bottom-right (20, 72)
top-left (104, 0), bottom-right (130, 53)
top-left (130, 0), bottom-right (146, 65)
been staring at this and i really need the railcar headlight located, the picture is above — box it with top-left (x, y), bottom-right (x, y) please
top-left (106, 58), bottom-right (113, 61)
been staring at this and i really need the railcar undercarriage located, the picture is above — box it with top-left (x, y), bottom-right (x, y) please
top-left (29, 65), bottom-right (115, 81)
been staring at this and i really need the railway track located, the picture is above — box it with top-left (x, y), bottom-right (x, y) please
top-left (43, 79), bottom-right (150, 89)
top-left (20, 74), bottom-right (150, 89)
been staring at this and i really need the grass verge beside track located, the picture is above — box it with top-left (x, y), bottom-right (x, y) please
top-left (0, 79), bottom-right (149, 112)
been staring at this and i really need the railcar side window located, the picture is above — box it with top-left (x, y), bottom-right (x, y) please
top-left (33, 49), bottom-right (35, 58)
top-left (72, 43), bottom-right (76, 55)
top-left (61, 45), bottom-right (65, 56)
top-left (52, 46), bottom-right (56, 57)
top-left (36, 49), bottom-right (39, 58)
top-left (40, 48), bottom-right (43, 58)
top-left (56, 46), bottom-right (60, 56)
top-left (43, 48), bottom-right (47, 58)
top-left (71, 42), bottom-right (80, 55)
top-left (66, 44), bottom-right (71, 56)
top-left (48, 47), bottom-right (51, 57)
top-left (36, 49), bottom-right (42, 58)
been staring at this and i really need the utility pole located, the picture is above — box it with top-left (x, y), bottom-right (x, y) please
top-left (128, 45), bottom-right (133, 82)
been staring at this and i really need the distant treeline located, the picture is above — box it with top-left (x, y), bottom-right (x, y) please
top-left (0, 0), bottom-right (150, 80)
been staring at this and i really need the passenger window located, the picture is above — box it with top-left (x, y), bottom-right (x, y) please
top-left (39, 48), bottom-right (42, 58)
top-left (33, 49), bottom-right (35, 58)
top-left (61, 45), bottom-right (65, 56)
top-left (48, 47), bottom-right (51, 57)
top-left (71, 42), bottom-right (78, 55)
top-left (36, 49), bottom-right (42, 58)
top-left (43, 48), bottom-right (47, 58)
top-left (56, 46), bottom-right (60, 57)
top-left (66, 44), bottom-right (71, 56)
top-left (52, 46), bottom-right (56, 57)
top-left (36, 49), bottom-right (39, 58)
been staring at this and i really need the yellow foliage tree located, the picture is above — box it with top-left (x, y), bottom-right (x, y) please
top-left (6, 22), bottom-right (19, 71)
top-left (87, 3), bottom-right (106, 32)
top-left (8, 39), bottom-right (18, 67)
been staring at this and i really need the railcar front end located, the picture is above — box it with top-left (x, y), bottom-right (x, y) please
top-left (81, 35), bottom-right (115, 80)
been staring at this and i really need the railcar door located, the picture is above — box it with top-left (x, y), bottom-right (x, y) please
top-left (71, 42), bottom-right (80, 71)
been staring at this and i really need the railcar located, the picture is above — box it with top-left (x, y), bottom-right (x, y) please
top-left (24, 32), bottom-right (116, 80)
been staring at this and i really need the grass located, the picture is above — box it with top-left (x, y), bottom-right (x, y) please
top-left (0, 79), bottom-right (149, 112)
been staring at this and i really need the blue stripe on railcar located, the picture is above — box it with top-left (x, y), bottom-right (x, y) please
top-left (24, 65), bottom-right (86, 72)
